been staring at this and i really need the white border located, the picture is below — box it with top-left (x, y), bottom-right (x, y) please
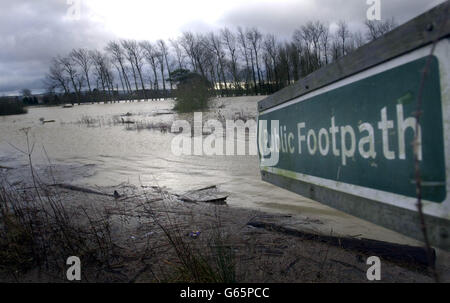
top-left (261, 38), bottom-right (450, 220)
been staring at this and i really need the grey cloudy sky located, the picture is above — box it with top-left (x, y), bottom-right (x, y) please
top-left (0, 0), bottom-right (445, 95)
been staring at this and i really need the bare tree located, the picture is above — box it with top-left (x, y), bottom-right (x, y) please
top-left (203, 47), bottom-right (218, 91)
top-left (90, 50), bottom-right (114, 102)
top-left (352, 30), bottom-right (366, 49)
top-left (112, 61), bottom-right (126, 98)
top-left (263, 34), bottom-right (278, 85)
top-left (141, 41), bottom-right (160, 93)
top-left (122, 40), bottom-right (147, 100)
top-left (305, 21), bottom-right (324, 65)
top-left (71, 48), bottom-right (93, 94)
top-left (286, 42), bottom-right (300, 81)
top-left (221, 27), bottom-right (239, 90)
top-left (365, 18), bottom-right (397, 41)
top-left (46, 58), bottom-right (70, 95)
top-left (57, 56), bottom-right (83, 104)
top-left (279, 43), bottom-right (292, 86)
top-left (337, 20), bottom-right (350, 57)
top-left (157, 39), bottom-right (173, 92)
top-left (320, 24), bottom-right (330, 65)
top-left (331, 34), bottom-right (342, 61)
top-left (106, 41), bottom-right (133, 97)
top-left (90, 50), bottom-right (106, 101)
top-left (179, 32), bottom-right (207, 77)
top-left (206, 32), bottom-right (228, 94)
top-left (237, 27), bottom-right (252, 92)
top-left (169, 38), bottom-right (186, 70)
top-left (292, 29), bottom-right (305, 78)
top-left (21, 88), bottom-right (32, 98)
top-left (246, 28), bottom-right (263, 92)
top-left (156, 51), bottom-right (167, 97)
top-left (103, 58), bottom-right (115, 102)
top-left (179, 32), bottom-right (197, 72)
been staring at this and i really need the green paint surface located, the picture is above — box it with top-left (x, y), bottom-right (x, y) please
top-left (259, 56), bottom-right (446, 202)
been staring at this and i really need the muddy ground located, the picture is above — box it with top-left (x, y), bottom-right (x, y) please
top-left (0, 180), bottom-right (445, 283)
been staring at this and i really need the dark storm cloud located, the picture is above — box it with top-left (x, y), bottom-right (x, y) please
top-left (218, 0), bottom-right (446, 39)
top-left (0, 0), bottom-right (115, 94)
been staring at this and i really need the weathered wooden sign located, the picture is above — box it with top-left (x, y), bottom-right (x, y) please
top-left (258, 3), bottom-right (450, 250)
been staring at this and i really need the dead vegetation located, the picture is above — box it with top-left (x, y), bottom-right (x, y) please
top-left (68, 114), bottom-right (173, 133)
top-left (0, 173), bottom-right (437, 282)
top-left (0, 178), bottom-right (117, 281)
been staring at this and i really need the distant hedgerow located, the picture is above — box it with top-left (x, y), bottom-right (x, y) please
top-left (0, 98), bottom-right (27, 116)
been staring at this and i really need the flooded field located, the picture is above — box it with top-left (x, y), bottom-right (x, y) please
top-left (0, 96), bottom-right (426, 246)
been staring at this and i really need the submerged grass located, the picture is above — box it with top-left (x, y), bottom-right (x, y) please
top-left (72, 114), bottom-right (172, 133)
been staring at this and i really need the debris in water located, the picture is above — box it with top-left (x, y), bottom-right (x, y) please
top-left (178, 185), bottom-right (228, 204)
top-left (50, 183), bottom-right (114, 197)
top-left (114, 190), bottom-right (121, 199)
top-left (39, 118), bottom-right (55, 124)
top-left (247, 220), bottom-right (435, 268)
top-left (120, 117), bottom-right (135, 124)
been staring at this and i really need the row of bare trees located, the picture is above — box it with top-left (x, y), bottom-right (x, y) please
top-left (44, 18), bottom-right (397, 104)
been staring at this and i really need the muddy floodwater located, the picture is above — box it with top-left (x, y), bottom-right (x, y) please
top-left (0, 96), bottom-right (428, 246)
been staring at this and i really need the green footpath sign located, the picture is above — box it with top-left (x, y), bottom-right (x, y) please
top-left (259, 56), bottom-right (445, 202)
top-left (257, 6), bottom-right (450, 249)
